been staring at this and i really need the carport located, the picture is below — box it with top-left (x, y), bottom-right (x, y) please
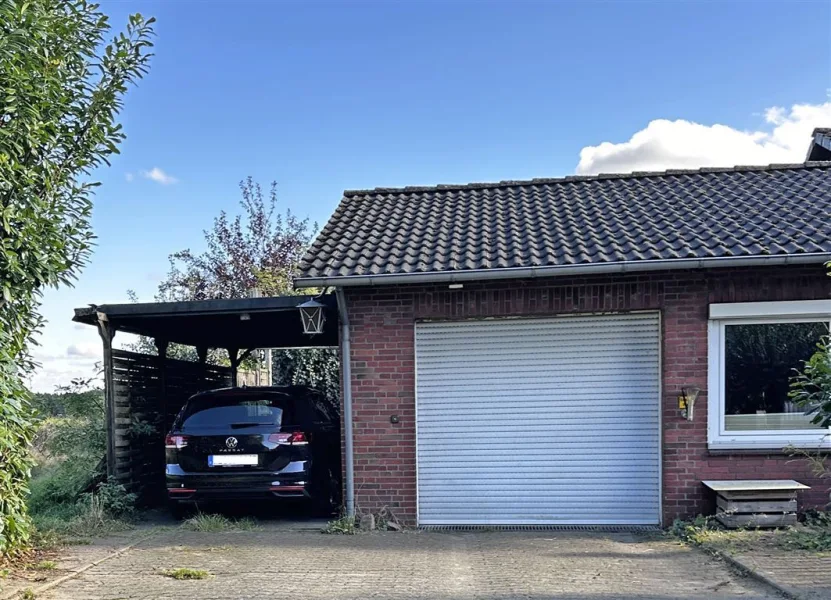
top-left (72, 294), bottom-right (340, 505)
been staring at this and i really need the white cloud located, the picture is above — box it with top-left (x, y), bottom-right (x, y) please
top-left (141, 167), bottom-right (178, 185)
top-left (66, 342), bottom-right (100, 359)
top-left (26, 353), bottom-right (101, 392)
top-left (125, 172), bottom-right (134, 182)
top-left (26, 359), bottom-right (102, 392)
top-left (576, 102), bottom-right (831, 175)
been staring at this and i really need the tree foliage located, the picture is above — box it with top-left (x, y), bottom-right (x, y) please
top-left (790, 264), bottom-right (831, 428)
top-left (142, 178), bottom-right (339, 399)
top-left (0, 0), bottom-right (153, 555)
top-left (790, 335), bottom-right (831, 428)
top-left (273, 348), bottom-right (340, 401)
top-left (29, 377), bottom-right (107, 497)
top-left (159, 177), bottom-right (315, 301)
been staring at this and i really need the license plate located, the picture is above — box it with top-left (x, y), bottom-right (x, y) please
top-left (209, 454), bottom-right (258, 467)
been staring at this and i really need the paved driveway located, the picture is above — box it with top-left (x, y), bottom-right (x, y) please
top-left (39, 526), bottom-right (779, 600)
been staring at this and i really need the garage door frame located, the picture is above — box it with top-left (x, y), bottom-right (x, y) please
top-left (413, 310), bottom-right (663, 526)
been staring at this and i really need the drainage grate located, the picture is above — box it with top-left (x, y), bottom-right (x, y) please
top-left (419, 524), bottom-right (661, 533)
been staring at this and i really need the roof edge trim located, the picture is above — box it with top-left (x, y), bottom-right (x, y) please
top-left (294, 253), bottom-right (831, 288)
top-left (342, 162), bottom-right (831, 197)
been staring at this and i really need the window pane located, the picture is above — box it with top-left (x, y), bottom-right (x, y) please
top-left (724, 322), bottom-right (828, 431)
top-left (181, 398), bottom-right (287, 428)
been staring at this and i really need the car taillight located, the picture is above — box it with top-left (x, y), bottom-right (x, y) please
top-left (268, 432), bottom-right (308, 445)
top-left (165, 434), bottom-right (189, 449)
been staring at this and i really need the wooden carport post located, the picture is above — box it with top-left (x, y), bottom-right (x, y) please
top-left (96, 313), bottom-right (117, 478)
top-left (155, 339), bottom-right (169, 431)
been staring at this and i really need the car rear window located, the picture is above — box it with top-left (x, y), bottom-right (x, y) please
top-left (179, 395), bottom-right (290, 429)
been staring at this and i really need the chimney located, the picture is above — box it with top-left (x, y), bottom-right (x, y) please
top-left (806, 128), bottom-right (831, 161)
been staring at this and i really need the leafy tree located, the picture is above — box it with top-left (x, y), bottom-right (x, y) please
top-left (273, 348), bottom-right (340, 401)
top-left (790, 264), bottom-right (831, 427)
top-left (30, 375), bottom-right (103, 417)
top-left (147, 178), bottom-right (339, 398)
top-left (790, 335), bottom-right (831, 427)
top-left (159, 177), bottom-right (315, 300)
top-left (0, 0), bottom-right (154, 555)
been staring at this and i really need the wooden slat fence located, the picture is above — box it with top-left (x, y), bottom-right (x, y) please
top-left (111, 349), bottom-right (231, 503)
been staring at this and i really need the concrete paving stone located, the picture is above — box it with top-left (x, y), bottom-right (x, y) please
top-left (38, 528), bottom-right (782, 600)
top-left (730, 548), bottom-right (831, 600)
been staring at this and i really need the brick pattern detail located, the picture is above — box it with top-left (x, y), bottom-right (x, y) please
top-left (343, 265), bottom-right (831, 525)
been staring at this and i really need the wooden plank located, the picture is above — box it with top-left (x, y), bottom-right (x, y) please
top-left (717, 496), bottom-right (797, 514)
top-left (718, 490), bottom-right (798, 501)
top-left (702, 479), bottom-right (810, 492)
top-left (717, 513), bottom-right (796, 529)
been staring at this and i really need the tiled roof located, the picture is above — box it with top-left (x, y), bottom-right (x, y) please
top-left (296, 163), bottom-right (831, 285)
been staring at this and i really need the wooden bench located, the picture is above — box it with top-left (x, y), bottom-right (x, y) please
top-left (702, 480), bottom-right (810, 528)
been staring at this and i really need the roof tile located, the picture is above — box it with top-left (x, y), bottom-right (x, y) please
top-left (297, 163), bottom-right (831, 282)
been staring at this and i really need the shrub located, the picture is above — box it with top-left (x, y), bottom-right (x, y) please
top-left (668, 515), bottom-right (721, 545)
top-left (30, 480), bottom-right (136, 540)
top-left (790, 335), bottom-right (831, 427)
top-left (0, 0), bottom-right (154, 555)
top-left (0, 386), bottom-right (36, 555)
top-left (321, 515), bottom-right (357, 535)
top-left (88, 482), bottom-right (137, 519)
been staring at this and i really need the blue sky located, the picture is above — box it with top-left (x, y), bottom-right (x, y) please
top-left (30, 0), bottom-right (831, 390)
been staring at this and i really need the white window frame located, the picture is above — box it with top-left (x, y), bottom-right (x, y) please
top-left (708, 299), bottom-right (831, 451)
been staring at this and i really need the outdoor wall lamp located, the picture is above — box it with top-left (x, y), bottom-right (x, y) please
top-left (678, 386), bottom-right (701, 421)
top-left (297, 298), bottom-right (326, 335)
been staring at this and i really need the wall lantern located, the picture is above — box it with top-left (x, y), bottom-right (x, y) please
top-left (679, 386), bottom-right (701, 421)
top-left (297, 298), bottom-right (326, 335)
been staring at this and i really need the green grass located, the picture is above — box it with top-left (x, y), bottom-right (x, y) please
top-left (32, 502), bottom-right (133, 540)
top-left (180, 513), bottom-right (258, 532)
top-left (21, 589), bottom-right (36, 599)
top-left (28, 471), bottom-right (136, 551)
top-left (29, 481), bottom-right (136, 549)
top-left (160, 568), bottom-right (211, 580)
top-left (32, 561), bottom-right (57, 571)
top-left (27, 415), bottom-right (137, 549)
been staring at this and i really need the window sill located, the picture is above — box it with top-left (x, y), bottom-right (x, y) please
top-left (707, 447), bottom-right (829, 457)
top-left (708, 440), bottom-right (831, 455)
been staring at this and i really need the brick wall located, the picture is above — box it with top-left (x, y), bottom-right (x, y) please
top-left (343, 264), bottom-right (831, 525)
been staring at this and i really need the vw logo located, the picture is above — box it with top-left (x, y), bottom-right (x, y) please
top-left (225, 436), bottom-right (238, 449)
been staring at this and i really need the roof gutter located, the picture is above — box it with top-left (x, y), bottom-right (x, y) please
top-left (295, 253), bottom-right (831, 288)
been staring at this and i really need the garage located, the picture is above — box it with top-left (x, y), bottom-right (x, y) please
top-left (414, 312), bottom-right (661, 526)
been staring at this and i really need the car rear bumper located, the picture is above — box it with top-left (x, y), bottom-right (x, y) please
top-left (166, 461), bottom-right (310, 502)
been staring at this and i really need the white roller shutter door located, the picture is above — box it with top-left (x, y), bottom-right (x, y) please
top-left (415, 313), bottom-right (661, 525)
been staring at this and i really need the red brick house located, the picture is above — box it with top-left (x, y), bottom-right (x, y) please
top-left (295, 131), bottom-right (831, 526)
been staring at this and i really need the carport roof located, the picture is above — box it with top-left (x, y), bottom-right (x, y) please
top-left (73, 294), bottom-right (338, 349)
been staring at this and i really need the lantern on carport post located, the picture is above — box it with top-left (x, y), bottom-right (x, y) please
top-left (297, 298), bottom-right (326, 335)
